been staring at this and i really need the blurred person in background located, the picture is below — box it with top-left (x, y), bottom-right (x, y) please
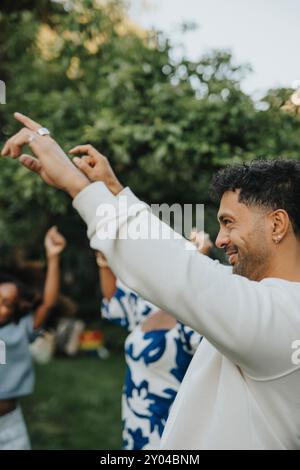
top-left (95, 230), bottom-right (212, 449)
top-left (0, 226), bottom-right (66, 450)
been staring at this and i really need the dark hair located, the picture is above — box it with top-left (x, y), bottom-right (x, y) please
top-left (210, 159), bottom-right (300, 238)
top-left (0, 272), bottom-right (40, 323)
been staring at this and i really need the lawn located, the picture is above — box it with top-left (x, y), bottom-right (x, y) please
top-left (21, 354), bottom-right (126, 450)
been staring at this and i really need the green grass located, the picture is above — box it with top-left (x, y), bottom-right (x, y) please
top-left (21, 354), bottom-right (126, 450)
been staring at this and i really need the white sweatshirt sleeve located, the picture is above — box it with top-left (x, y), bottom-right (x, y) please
top-left (73, 182), bottom-right (300, 379)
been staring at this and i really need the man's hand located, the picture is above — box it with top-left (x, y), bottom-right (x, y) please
top-left (69, 144), bottom-right (124, 196)
top-left (44, 226), bottom-right (67, 259)
top-left (1, 113), bottom-right (90, 198)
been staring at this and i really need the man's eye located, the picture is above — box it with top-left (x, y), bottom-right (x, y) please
top-left (223, 220), bottom-right (232, 226)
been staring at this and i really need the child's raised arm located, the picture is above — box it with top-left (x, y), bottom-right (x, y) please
top-left (33, 226), bottom-right (66, 329)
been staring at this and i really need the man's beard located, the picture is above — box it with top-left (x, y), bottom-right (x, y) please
top-left (232, 248), bottom-right (271, 281)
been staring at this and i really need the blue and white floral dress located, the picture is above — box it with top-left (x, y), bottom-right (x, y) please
top-left (101, 279), bottom-right (202, 450)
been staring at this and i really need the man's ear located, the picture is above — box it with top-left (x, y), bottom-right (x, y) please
top-left (269, 209), bottom-right (290, 243)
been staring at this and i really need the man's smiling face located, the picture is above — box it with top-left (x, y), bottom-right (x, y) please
top-left (215, 190), bottom-right (272, 281)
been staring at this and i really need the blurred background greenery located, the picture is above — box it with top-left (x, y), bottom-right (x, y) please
top-left (22, 354), bottom-right (126, 449)
top-left (1, 0), bottom-right (300, 449)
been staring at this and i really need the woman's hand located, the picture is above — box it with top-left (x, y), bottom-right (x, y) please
top-left (190, 229), bottom-right (213, 256)
top-left (1, 113), bottom-right (90, 198)
top-left (69, 144), bottom-right (124, 196)
top-left (95, 251), bottom-right (109, 268)
top-left (44, 226), bottom-right (67, 259)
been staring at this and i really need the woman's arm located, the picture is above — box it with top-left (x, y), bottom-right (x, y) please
top-left (97, 251), bottom-right (159, 331)
top-left (96, 252), bottom-right (117, 300)
top-left (33, 226), bottom-right (66, 329)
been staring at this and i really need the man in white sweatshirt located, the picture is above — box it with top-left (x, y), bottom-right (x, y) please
top-left (2, 113), bottom-right (300, 449)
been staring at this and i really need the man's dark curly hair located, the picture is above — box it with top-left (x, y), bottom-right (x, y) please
top-left (210, 159), bottom-right (300, 238)
top-left (0, 272), bottom-right (41, 324)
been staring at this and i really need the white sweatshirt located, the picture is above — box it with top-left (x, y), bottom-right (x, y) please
top-left (73, 182), bottom-right (300, 450)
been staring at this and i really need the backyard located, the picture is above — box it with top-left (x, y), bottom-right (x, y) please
top-left (21, 354), bottom-right (125, 450)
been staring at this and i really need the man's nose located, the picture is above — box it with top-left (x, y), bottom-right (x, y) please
top-left (215, 229), bottom-right (230, 249)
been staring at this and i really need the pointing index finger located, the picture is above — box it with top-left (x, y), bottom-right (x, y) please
top-left (14, 112), bottom-right (42, 131)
